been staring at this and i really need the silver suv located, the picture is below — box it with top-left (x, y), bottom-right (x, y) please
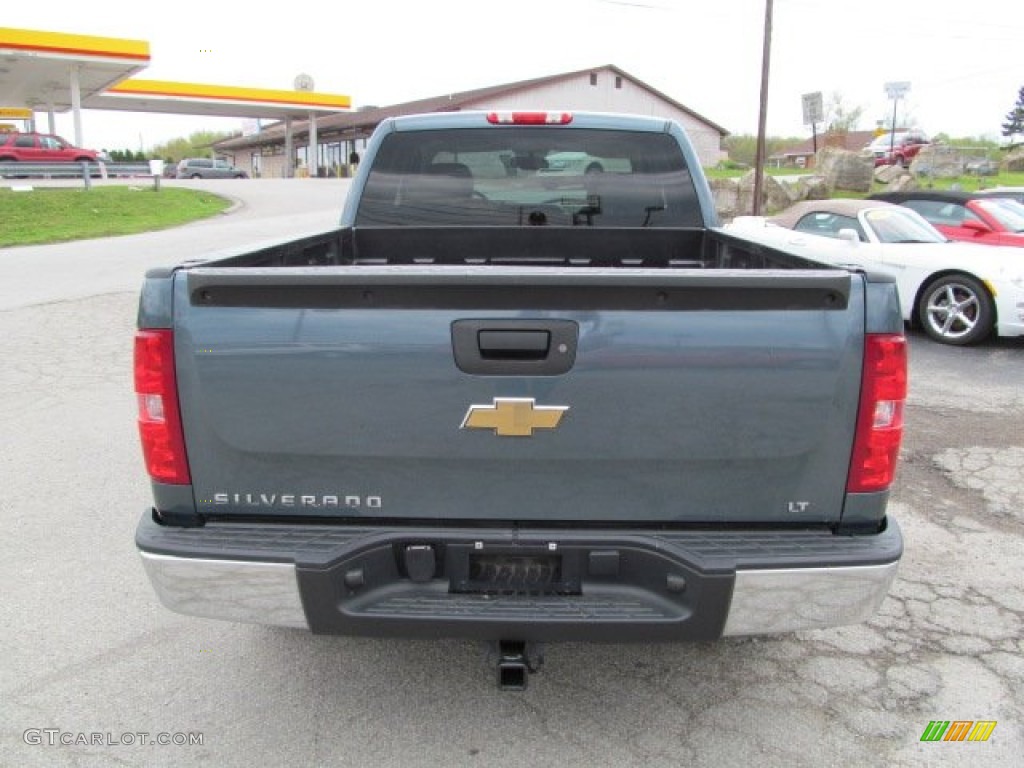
top-left (175, 158), bottom-right (247, 179)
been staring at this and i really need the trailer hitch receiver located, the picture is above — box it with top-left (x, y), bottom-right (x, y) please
top-left (495, 640), bottom-right (544, 691)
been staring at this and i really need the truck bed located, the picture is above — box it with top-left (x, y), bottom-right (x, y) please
top-left (144, 225), bottom-right (866, 528)
top-left (202, 225), bottom-right (837, 271)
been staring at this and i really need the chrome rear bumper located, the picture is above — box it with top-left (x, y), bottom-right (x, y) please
top-left (722, 562), bottom-right (899, 635)
top-left (140, 553), bottom-right (307, 628)
top-left (138, 516), bottom-right (901, 638)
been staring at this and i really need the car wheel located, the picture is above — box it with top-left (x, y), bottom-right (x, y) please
top-left (190, 173), bottom-right (202, 179)
top-left (584, 162), bottom-right (604, 174)
top-left (917, 274), bottom-right (994, 346)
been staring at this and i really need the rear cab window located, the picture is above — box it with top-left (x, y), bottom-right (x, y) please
top-left (355, 128), bottom-right (702, 228)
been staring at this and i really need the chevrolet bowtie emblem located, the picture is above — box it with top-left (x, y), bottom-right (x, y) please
top-left (461, 397), bottom-right (569, 437)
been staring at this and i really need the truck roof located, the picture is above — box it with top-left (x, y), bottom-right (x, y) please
top-left (385, 110), bottom-right (677, 133)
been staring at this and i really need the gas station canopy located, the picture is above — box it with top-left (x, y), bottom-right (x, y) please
top-left (0, 27), bottom-right (151, 112)
top-left (0, 27), bottom-right (350, 133)
top-left (88, 79), bottom-right (350, 119)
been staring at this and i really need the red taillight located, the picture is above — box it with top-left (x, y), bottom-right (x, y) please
top-left (847, 334), bottom-right (907, 493)
top-left (134, 329), bottom-right (191, 484)
top-left (486, 111), bottom-right (573, 125)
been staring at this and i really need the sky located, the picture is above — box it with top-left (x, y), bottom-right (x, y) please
top-left (4, 0), bottom-right (1022, 151)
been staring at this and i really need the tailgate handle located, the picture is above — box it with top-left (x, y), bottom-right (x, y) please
top-left (478, 330), bottom-right (550, 360)
top-left (452, 320), bottom-right (578, 376)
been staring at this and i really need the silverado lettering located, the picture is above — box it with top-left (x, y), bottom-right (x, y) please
top-left (211, 493), bottom-right (382, 509)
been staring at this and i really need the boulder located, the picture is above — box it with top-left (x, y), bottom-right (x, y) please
top-left (737, 170), bottom-right (793, 215)
top-left (965, 158), bottom-right (998, 176)
top-left (910, 145), bottom-right (964, 178)
top-left (1002, 149), bottom-right (1024, 172)
top-left (888, 174), bottom-right (919, 192)
top-left (708, 171), bottom-right (835, 221)
top-left (815, 147), bottom-right (873, 194)
top-left (775, 175), bottom-right (808, 204)
top-left (735, 171), bottom-right (756, 215)
top-left (764, 175), bottom-right (795, 213)
top-left (775, 174), bottom-right (825, 202)
top-left (874, 164), bottom-right (906, 185)
top-left (708, 176), bottom-right (740, 221)
top-left (802, 175), bottom-right (830, 200)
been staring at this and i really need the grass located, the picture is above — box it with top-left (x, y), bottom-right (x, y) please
top-left (0, 186), bottom-right (232, 247)
top-left (704, 167), bottom-right (809, 180)
top-left (705, 166), bottom-right (1024, 201)
top-left (904, 170), bottom-right (1024, 192)
top-left (862, 170), bottom-right (1024, 198)
top-left (705, 165), bottom-right (1024, 185)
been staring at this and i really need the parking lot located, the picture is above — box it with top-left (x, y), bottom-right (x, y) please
top-left (1, 179), bottom-right (1021, 767)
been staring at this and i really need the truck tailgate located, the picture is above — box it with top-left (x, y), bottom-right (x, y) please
top-left (174, 266), bottom-right (862, 525)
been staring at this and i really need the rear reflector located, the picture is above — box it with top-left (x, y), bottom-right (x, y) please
top-left (847, 334), bottom-right (907, 493)
top-left (134, 329), bottom-right (191, 485)
top-left (486, 111), bottom-right (573, 125)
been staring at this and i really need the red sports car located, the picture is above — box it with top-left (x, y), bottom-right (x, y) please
top-left (871, 190), bottom-right (1024, 247)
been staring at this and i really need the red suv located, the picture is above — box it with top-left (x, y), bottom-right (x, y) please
top-left (0, 131), bottom-right (100, 163)
top-left (865, 131), bottom-right (930, 168)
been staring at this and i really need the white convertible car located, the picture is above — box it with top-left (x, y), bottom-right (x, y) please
top-left (727, 199), bottom-right (1024, 346)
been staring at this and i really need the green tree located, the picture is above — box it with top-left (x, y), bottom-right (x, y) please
top-left (1002, 86), bottom-right (1024, 136)
top-left (824, 92), bottom-right (864, 133)
top-left (723, 134), bottom-right (803, 167)
top-left (106, 149), bottom-right (150, 162)
top-left (149, 130), bottom-right (238, 163)
top-left (933, 134), bottom-right (998, 149)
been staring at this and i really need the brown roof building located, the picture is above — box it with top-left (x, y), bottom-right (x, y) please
top-left (770, 130), bottom-right (878, 169)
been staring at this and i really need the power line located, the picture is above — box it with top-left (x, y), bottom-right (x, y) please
top-left (593, 0), bottom-right (672, 9)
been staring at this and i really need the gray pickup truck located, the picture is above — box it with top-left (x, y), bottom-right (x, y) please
top-left (135, 111), bottom-right (906, 689)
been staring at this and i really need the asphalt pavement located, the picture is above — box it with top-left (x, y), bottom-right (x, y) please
top-left (1, 178), bottom-right (1021, 767)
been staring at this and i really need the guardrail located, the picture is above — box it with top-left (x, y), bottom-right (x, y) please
top-left (0, 161), bottom-right (160, 189)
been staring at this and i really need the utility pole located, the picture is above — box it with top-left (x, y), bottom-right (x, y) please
top-left (752, 0), bottom-right (774, 215)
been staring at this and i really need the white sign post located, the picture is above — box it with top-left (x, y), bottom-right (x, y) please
top-left (883, 81), bottom-right (911, 158)
top-left (801, 92), bottom-right (823, 126)
top-left (801, 92), bottom-right (823, 153)
top-left (884, 81), bottom-right (911, 101)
